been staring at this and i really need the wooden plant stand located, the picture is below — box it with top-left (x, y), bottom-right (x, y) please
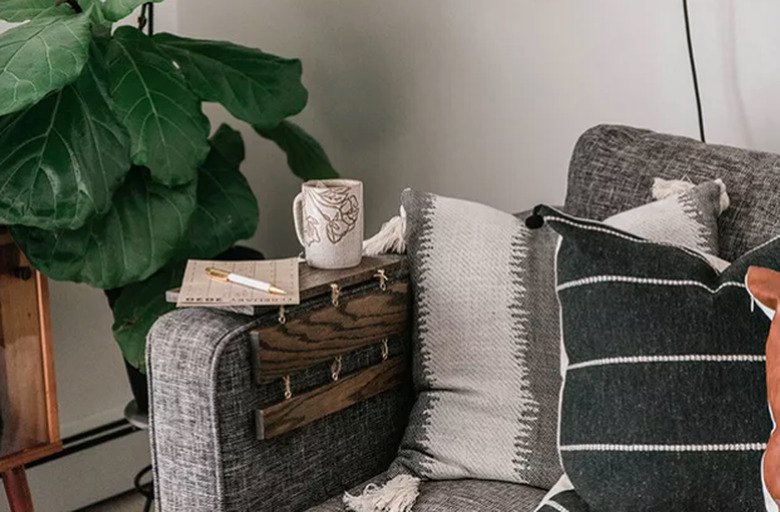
top-left (0, 231), bottom-right (61, 512)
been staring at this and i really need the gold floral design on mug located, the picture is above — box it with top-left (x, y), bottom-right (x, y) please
top-left (303, 186), bottom-right (360, 245)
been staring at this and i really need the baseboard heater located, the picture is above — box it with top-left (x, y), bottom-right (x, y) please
top-left (26, 419), bottom-right (137, 469)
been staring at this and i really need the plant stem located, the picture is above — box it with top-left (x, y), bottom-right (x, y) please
top-left (55, 0), bottom-right (83, 13)
top-left (138, 3), bottom-right (155, 35)
top-left (137, 3), bottom-right (147, 30)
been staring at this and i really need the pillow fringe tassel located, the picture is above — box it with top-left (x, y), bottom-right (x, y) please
top-left (651, 177), bottom-right (695, 200)
top-left (652, 177), bottom-right (730, 214)
top-left (363, 205), bottom-right (407, 256)
top-left (343, 474), bottom-right (421, 512)
top-left (713, 178), bottom-right (731, 214)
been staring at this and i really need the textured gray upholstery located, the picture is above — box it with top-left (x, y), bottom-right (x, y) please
top-left (308, 476), bottom-right (547, 512)
top-left (147, 306), bottom-right (413, 512)
top-left (565, 125), bottom-right (780, 261)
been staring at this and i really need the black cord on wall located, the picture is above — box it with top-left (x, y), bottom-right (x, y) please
top-left (147, 2), bottom-right (154, 36)
top-left (683, 0), bottom-right (706, 143)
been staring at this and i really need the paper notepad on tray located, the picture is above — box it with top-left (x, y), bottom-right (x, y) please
top-left (176, 258), bottom-right (300, 307)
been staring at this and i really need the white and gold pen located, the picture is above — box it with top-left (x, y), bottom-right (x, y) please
top-left (206, 267), bottom-right (287, 295)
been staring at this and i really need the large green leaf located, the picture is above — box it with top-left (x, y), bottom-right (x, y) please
top-left (255, 121), bottom-right (339, 179)
top-left (11, 168), bottom-right (197, 289)
top-left (153, 33), bottom-right (307, 130)
top-left (110, 125), bottom-right (258, 372)
top-left (210, 122), bottom-right (244, 166)
top-left (180, 124), bottom-right (258, 259)
top-left (0, 0), bottom-right (110, 27)
top-left (83, 0), bottom-right (112, 37)
top-left (111, 259), bottom-right (184, 371)
top-left (0, 8), bottom-right (91, 116)
top-left (0, 42), bottom-right (131, 230)
top-left (107, 26), bottom-right (210, 186)
top-left (102, 0), bottom-right (163, 22)
top-left (0, 0), bottom-right (58, 22)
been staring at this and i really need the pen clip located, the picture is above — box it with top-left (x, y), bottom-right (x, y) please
top-left (206, 267), bottom-right (230, 282)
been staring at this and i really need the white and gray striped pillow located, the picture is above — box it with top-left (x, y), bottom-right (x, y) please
top-left (534, 205), bottom-right (779, 512)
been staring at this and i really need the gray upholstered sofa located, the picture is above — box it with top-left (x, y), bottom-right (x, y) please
top-left (147, 125), bottom-right (780, 511)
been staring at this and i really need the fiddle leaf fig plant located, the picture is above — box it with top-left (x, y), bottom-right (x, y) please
top-left (0, 0), bottom-right (338, 371)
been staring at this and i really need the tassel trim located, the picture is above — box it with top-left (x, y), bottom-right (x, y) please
top-left (652, 177), bottom-right (730, 214)
top-left (363, 205), bottom-right (407, 256)
top-left (343, 474), bottom-right (421, 512)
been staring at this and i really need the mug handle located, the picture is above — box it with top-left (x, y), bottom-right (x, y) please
top-left (292, 192), bottom-right (306, 247)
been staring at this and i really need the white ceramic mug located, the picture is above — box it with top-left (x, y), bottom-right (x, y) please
top-left (293, 179), bottom-right (364, 269)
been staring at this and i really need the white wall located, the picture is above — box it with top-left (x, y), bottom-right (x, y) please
top-left (176, 0), bottom-right (780, 260)
top-left (689, 0), bottom-right (780, 152)
top-left (179, 0), bottom-right (708, 258)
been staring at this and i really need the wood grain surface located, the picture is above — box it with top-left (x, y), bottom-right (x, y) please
top-left (2, 465), bottom-right (34, 511)
top-left (0, 442), bottom-right (61, 474)
top-left (0, 245), bottom-right (60, 468)
top-left (296, 255), bottom-right (406, 302)
top-left (35, 271), bottom-right (58, 444)
top-left (256, 357), bottom-right (407, 439)
top-left (252, 282), bottom-right (409, 383)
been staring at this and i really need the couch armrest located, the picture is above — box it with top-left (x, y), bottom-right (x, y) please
top-left (148, 307), bottom-right (413, 512)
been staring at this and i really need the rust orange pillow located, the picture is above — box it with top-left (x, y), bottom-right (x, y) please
top-left (747, 266), bottom-right (780, 512)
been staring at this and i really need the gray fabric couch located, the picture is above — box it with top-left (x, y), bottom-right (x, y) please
top-left (147, 125), bottom-right (780, 511)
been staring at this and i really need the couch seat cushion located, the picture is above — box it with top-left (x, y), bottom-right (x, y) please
top-left (307, 476), bottom-right (546, 512)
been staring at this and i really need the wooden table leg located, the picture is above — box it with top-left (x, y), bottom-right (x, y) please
top-left (2, 466), bottom-right (34, 512)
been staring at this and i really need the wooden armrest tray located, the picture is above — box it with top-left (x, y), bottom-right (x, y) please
top-left (249, 255), bottom-right (411, 439)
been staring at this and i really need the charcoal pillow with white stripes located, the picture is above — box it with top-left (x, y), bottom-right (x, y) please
top-left (534, 205), bottom-right (778, 512)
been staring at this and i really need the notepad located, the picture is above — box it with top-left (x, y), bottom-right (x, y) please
top-left (176, 258), bottom-right (300, 307)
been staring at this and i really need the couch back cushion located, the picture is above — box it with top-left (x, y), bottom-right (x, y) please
top-left (565, 125), bottom-right (780, 261)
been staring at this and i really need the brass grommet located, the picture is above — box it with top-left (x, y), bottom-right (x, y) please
top-left (374, 269), bottom-right (387, 291)
top-left (331, 356), bottom-right (343, 381)
top-left (330, 283), bottom-right (340, 306)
